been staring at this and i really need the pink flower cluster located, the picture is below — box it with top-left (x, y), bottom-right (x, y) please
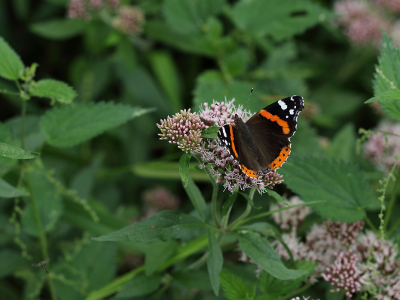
top-left (141, 186), bottom-right (180, 219)
top-left (67, 0), bottom-right (144, 34)
top-left (364, 122), bottom-right (400, 173)
top-left (157, 99), bottom-right (285, 193)
top-left (333, 0), bottom-right (394, 45)
top-left (322, 251), bottom-right (365, 297)
top-left (157, 109), bottom-right (205, 153)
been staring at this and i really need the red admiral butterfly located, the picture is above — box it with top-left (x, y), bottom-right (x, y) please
top-left (217, 95), bottom-right (304, 178)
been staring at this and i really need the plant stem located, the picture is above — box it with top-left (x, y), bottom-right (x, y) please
top-left (364, 215), bottom-right (378, 234)
top-left (19, 85), bottom-right (57, 300)
top-left (226, 187), bottom-right (256, 230)
top-left (384, 167), bottom-right (400, 233)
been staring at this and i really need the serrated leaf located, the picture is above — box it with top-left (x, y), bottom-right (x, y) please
top-left (265, 189), bottom-right (288, 206)
top-left (327, 123), bottom-right (356, 162)
top-left (94, 211), bottom-right (205, 243)
top-left (163, 0), bottom-right (225, 35)
top-left (240, 192), bottom-right (261, 210)
top-left (29, 79), bottom-right (77, 103)
top-left (222, 192), bottom-right (238, 217)
top-left (0, 142), bottom-right (38, 159)
top-left (30, 19), bottom-right (85, 40)
top-left (0, 36), bottom-right (24, 80)
top-left (183, 176), bottom-right (207, 221)
top-left (208, 230), bottom-right (223, 296)
top-left (220, 268), bottom-right (254, 300)
top-left (232, 0), bottom-right (331, 41)
top-left (373, 31), bottom-right (400, 120)
top-left (40, 103), bottom-right (155, 147)
top-left (201, 126), bottom-right (220, 139)
top-left (365, 89), bottom-right (400, 103)
top-left (279, 154), bottom-right (373, 222)
top-left (0, 178), bottom-right (27, 198)
top-left (238, 231), bottom-right (306, 280)
top-left (179, 152), bottom-right (191, 187)
top-left (115, 273), bottom-right (162, 298)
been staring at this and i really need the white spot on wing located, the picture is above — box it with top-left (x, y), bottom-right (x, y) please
top-left (278, 100), bottom-right (287, 110)
top-left (289, 109), bottom-right (294, 115)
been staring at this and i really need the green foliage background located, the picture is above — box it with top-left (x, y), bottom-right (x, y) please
top-left (0, 0), bottom-right (399, 300)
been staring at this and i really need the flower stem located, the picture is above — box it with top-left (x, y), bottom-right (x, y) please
top-left (19, 86), bottom-right (57, 300)
top-left (226, 187), bottom-right (256, 230)
top-left (364, 215), bottom-right (378, 234)
top-left (384, 167), bottom-right (400, 233)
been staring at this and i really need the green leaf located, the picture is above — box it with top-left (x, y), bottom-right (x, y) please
top-left (232, 0), bottom-right (331, 41)
top-left (183, 176), bottom-right (207, 221)
top-left (237, 222), bottom-right (280, 237)
top-left (0, 178), bottom-right (27, 198)
top-left (265, 189), bottom-right (288, 206)
top-left (173, 270), bottom-right (213, 291)
top-left (365, 89), bottom-right (400, 103)
top-left (222, 48), bottom-right (250, 77)
top-left (29, 79), bottom-right (77, 103)
top-left (179, 152), bottom-right (191, 187)
top-left (163, 0), bottom-right (225, 35)
top-left (258, 261), bottom-right (315, 299)
top-left (40, 103), bottom-right (155, 147)
top-left (238, 231), bottom-right (306, 280)
top-left (116, 273), bottom-right (162, 298)
top-left (145, 20), bottom-right (215, 57)
top-left (0, 142), bottom-right (38, 159)
top-left (0, 123), bottom-right (18, 175)
top-left (0, 250), bottom-right (25, 277)
top-left (0, 36), bottom-right (24, 80)
top-left (132, 161), bottom-right (209, 181)
top-left (145, 239), bottom-right (178, 275)
top-left (220, 268), bottom-right (254, 300)
top-left (30, 19), bottom-right (85, 40)
top-left (373, 31), bottom-right (400, 120)
top-left (240, 192), bottom-right (261, 210)
top-left (94, 211), bottom-right (205, 243)
top-left (207, 230), bottom-right (223, 296)
top-left (222, 192), bottom-right (238, 217)
top-left (22, 168), bottom-right (63, 236)
top-left (326, 123), bottom-right (356, 162)
top-left (148, 51), bottom-right (182, 111)
top-left (279, 154), bottom-right (373, 222)
top-left (193, 71), bottom-right (262, 113)
top-left (201, 126), bottom-right (220, 139)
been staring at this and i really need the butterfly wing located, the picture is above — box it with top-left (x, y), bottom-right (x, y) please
top-left (246, 95), bottom-right (304, 171)
top-left (217, 124), bottom-right (261, 178)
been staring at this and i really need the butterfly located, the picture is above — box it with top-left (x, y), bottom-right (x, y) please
top-left (217, 95), bottom-right (304, 178)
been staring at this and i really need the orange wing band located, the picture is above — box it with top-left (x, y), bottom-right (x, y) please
top-left (269, 146), bottom-right (291, 170)
top-left (229, 125), bottom-right (239, 158)
top-left (259, 110), bottom-right (290, 134)
top-left (240, 164), bottom-right (259, 178)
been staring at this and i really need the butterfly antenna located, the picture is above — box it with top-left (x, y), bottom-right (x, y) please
top-left (243, 88), bottom-right (254, 111)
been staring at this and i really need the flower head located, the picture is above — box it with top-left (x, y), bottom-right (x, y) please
top-left (157, 109), bottom-right (206, 153)
top-left (322, 251), bottom-right (366, 298)
top-left (326, 220), bottom-right (365, 247)
top-left (270, 196), bottom-right (312, 232)
top-left (89, 0), bottom-right (103, 11)
top-left (364, 122), bottom-right (400, 172)
top-left (112, 6), bottom-right (145, 34)
top-left (67, 0), bottom-right (90, 20)
top-left (333, 0), bottom-right (391, 45)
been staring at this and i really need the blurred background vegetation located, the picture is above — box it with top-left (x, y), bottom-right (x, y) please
top-left (0, 0), bottom-right (398, 299)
